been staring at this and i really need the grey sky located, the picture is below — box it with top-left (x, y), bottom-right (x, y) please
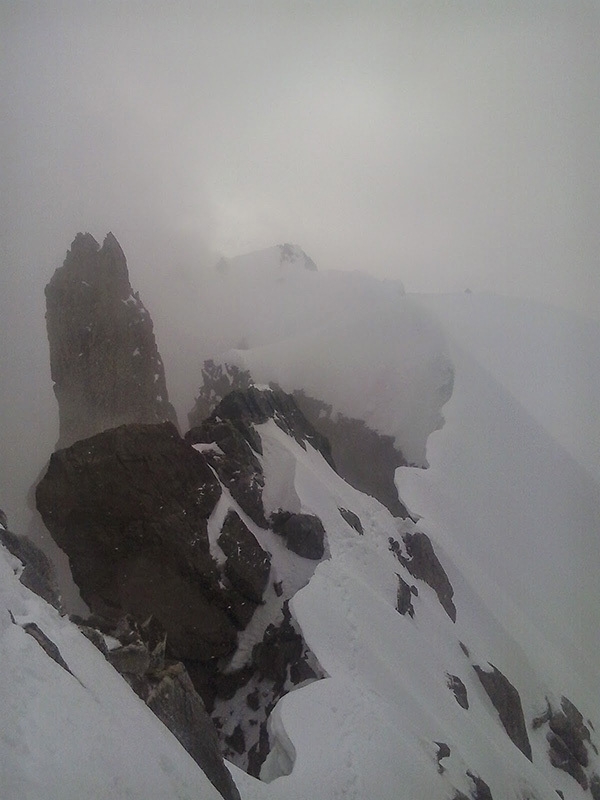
top-left (1, 1), bottom-right (599, 525)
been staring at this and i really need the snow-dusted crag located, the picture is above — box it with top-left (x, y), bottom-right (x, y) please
top-left (45, 232), bottom-right (177, 448)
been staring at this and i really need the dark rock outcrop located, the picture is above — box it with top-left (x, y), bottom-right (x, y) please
top-left (36, 421), bottom-right (240, 662)
top-left (189, 378), bottom-right (334, 470)
top-left (45, 232), bottom-right (177, 448)
top-left (396, 574), bottom-right (415, 617)
top-left (188, 361), bottom-right (254, 430)
top-left (338, 507), bottom-right (364, 534)
top-left (21, 621), bottom-right (76, 677)
top-left (447, 673), bottom-right (469, 710)
top-left (186, 416), bottom-right (267, 528)
top-left (0, 518), bottom-right (61, 610)
top-left (188, 361), bottom-right (408, 516)
top-left (398, 531), bottom-right (456, 621)
top-left (271, 511), bottom-right (326, 560)
top-left (473, 664), bottom-right (532, 761)
top-left (435, 741), bottom-right (450, 773)
top-left (73, 611), bottom-right (240, 800)
top-left (534, 696), bottom-right (596, 791)
top-left (147, 663), bottom-right (242, 800)
top-left (218, 511), bottom-right (271, 604)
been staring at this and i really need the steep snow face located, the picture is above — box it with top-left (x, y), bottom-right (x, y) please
top-left (229, 412), bottom-right (599, 799)
top-left (398, 294), bottom-right (600, 696)
top-left (0, 544), bottom-right (226, 800)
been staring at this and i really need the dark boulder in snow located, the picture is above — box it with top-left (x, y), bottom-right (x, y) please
top-left (473, 663), bottom-right (532, 761)
top-left (446, 673), bottom-right (469, 710)
top-left (36, 421), bottom-right (241, 662)
top-left (218, 511), bottom-right (271, 604)
top-left (45, 232), bottom-right (177, 448)
top-left (271, 511), bottom-right (326, 560)
top-left (338, 506), bottom-right (364, 534)
top-left (398, 531), bottom-right (456, 621)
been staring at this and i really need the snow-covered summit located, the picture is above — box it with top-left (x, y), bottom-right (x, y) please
top-left (217, 244), bottom-right (318, 275)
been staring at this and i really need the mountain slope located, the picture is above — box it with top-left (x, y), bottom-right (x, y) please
top-left (0, 522), bottom-right (226, 800)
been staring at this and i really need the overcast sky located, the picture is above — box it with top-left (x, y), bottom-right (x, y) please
top-left (1, 1), bottom-right (599, 525)
top-left (3, 1), bottom-right (600, 309)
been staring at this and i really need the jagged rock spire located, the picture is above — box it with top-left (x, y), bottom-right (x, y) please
top-left (45, 232), bottom-right (178, 448)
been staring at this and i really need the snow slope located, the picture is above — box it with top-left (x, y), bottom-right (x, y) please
top-left (184, 254), bottom-right (600, 800)
top-left (229, 414), bottom-right (598, 799)
top-left (0, 535), bottom-right (225, 800)
top-left (398, 294), bottom-right (600, 695)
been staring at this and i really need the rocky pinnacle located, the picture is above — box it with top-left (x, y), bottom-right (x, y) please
top-left (45, 232), bottom-right (177, 448)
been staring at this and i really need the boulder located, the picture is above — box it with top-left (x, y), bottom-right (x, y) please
top-left (36, 422), bottom-right (239, 662)
top-left (271, 511), bottom-right (326, 560)
top-left (338, 507), bottom-right (364, 534)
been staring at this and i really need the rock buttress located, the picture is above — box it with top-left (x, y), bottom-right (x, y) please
top-left (45, 232), bottom-right (177, 448)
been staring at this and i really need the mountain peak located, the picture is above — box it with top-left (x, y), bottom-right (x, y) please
top-left (277, 243), bottom-right (317, 271)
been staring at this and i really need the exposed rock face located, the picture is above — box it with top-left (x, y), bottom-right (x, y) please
top-left (533, 696), bottom-right (597, 791)
top-left (186, 415), bottom-right (267, 528)
top-left (473, 664), bottom-right (532, 761)
top-left (0, 522), bottom-right (62, 610)
top-left (338, 507), bottom-right (364, 534)
top-left (36, 387), bottom-right (328, 778)
top-left (398, 531), bottom-right (456, 621)
top-left (396, 574), bottom-right (416, 617)
top-left (187, 385), bottom-right (335, 528)
top-left (446, 673), bottom-right (469, 710)
top-left (35, 421), bottom-right (240, 662)
top-left (146, 664), bottom-right (241, 800)
top-left (218, 511), bottom-right (271, 604)
top-left (188, 361), bottom-right (408, 517)
top-left (188, 361), bottom-right (254, 431)
top-left (213, 601), bottom-right (326, 778)
top-left (75, 612), bottom-right (240, 800)
top-left (45, 232), bottom-right (177, 448)
top-left (271, 511), bottom-right (326, 560)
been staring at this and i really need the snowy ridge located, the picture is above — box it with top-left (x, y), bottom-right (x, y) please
top-left (229, 407), bottom-right (598, 798)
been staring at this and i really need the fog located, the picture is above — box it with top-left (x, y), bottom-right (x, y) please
top-left (1, 1), bottom-right (599, 529)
